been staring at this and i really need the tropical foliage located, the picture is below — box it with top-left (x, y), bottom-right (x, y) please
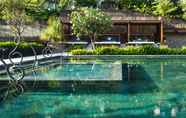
top-left (41, 16), bottom-right (64, 42)
top-left (179, 0), bottom-right (186, 19)
top-left (59, 0), bottom-right (97, 8)
top-left (152, 0), bottom-right (177, 17)
top-left (71, 46), bottom-right (186, 55)
top-left (0, 0), bottom-right (33, 41)
top-left (0, 41), bottom-right (44, 58)
top-left (76, 0), bottom-right (97, 7)
top-left (1, 0), bottom-right (185, 20)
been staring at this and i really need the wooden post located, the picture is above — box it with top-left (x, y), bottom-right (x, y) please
top-left (128, 22), bottom-right (130, 42)
top-left (160, 18), bottom-right (164, 45)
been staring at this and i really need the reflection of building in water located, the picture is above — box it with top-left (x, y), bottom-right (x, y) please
top-left (36, 61), bottom-right (123, 80)
top-left (109, 61), bottom-right (122, 80)
top-left (121, 64), bottom-right (159, 93)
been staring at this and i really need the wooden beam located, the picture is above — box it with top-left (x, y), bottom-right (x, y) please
top-left (112, 20), bottom-right (161, 24)
top-left (160, 18), bottom-right (164, 45)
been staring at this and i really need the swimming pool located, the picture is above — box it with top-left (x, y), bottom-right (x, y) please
top-left (1, 57), bottom-right (186, 117)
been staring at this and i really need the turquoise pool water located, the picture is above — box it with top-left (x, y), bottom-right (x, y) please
top-left (1, 57), bottom-right (186, 117)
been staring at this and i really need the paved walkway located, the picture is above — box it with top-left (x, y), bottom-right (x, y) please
top-left (0, 53), bottom-right (71, 67)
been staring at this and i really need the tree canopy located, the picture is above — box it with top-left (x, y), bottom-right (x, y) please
top-left (179, 0), bottom-right (186, 19)
top-left (0, 0), bottom-right (33, 40)
top-left (153, 0), bottom-right (177, 17)
top-left (70, 7), bottom-right (112, 49)
top-left (41, 16), bottom-right (64, 42)
top-left (1, 0), bottom-right (185, 20)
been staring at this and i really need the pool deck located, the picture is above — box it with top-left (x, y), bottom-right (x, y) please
top-left (1, 53), bottom-right (186, 68)
top-left (0, 53), bottom-right (124, 90)
top-left (0, 53), bottom-right (71, 67)
top-left (70, 55), bottom-right (186, 59)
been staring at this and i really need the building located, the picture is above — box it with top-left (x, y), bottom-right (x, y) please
top-left (61, 9), bottom-right (186, 48)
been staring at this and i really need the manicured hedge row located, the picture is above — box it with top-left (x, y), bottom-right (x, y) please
top-left (71, 46), bottom-right (186, 55)
top-left (0, 42), bottom-right (45, 58)
top-left (66, 45), bottom-right (85, 52)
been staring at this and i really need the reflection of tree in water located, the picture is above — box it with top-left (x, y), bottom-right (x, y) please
top-left (120, 63), bottom-right (186, 117)
top-left (121, 64), bottom-right (159, 94)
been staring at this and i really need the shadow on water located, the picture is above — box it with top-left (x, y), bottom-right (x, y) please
top-left (0, 63), bottom-right (159, 105)
top-left (24, 63), bottom-right (159, 95)
top-left (121, 64), bottom-right (159, 94)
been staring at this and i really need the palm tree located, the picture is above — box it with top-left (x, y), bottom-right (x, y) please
top-left (153, 0), bottom-right (177, 18)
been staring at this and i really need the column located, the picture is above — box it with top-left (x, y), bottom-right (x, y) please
top-left (127, 22), bottom-right (130, 42)
top-left (160, 18), bottom-right (164, 45)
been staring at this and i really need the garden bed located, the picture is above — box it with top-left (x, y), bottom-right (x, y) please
top-left (70, 46), bottom-right (186, 55)
top-left (0, 42), bottom-right (45, 59)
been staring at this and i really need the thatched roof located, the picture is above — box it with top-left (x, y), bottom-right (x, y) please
top-left (60, 10), bottom-right (186, 32)
top-left (60, 10), bottom-right (163, 23)
top-left (104, 10), bottom-right (162, 22)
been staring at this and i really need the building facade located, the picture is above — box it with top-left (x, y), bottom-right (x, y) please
top-left (61, 10), bottom-right (186, 48)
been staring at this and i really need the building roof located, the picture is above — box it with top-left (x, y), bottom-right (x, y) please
top-left (60, 10), bottom-right (186, 33)
top-left (164, 18), bottom-right (186, 33)
top-left (60, 10), bottom-right (163, 24)
top-left (104, 10), bottom-right (162, 23)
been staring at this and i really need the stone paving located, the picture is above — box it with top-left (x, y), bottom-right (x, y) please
top-left (0, 53), bottom-right (71, 67)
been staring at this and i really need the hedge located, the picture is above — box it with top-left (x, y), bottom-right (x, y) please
top-left (71, 46), bottom-right (186, 55)
top-left (0, 42), bottom-right (45, 58)
top-left (66, 44), bottom-right (85, 52)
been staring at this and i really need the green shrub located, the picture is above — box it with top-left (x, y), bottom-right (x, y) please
top-left (181, 47), bottom-right (186, 55)
top-left (67, 45), bottom-right (85, 52)
top-left (0, 42), bottom-right (43, 48)
top-left (139, 46), bottom-right (159, 55)
top-left (95, 45), bottom-right (119, 48)
top-left (95, 47), bottom-right (120, 55)
top-left (123, 46), bottom-right (140, 55)
top-left (70, 46), bottom-right (186, 55)
top-left (0, 41), bottom-right (44, 58)
top-left (71, 49), bottom-right (95, 55)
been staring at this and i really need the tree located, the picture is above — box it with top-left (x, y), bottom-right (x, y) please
top-left (41, 16), bottom-right (64, 42)
top-left (153, 0), bottom-right (177, 17)
top-left (25, 0), bottom-right (45, 7)
top-left (59, 0), bottom-right (76, 10)
top-left (76, 0), bottom-right (97, 8)
top-left (118, 0), bottom-right (153, 10)
top-left (26, 0), bottom-right (59, 20)
top-left (118, 0), bottom-right (136, 9)
top-left (0, 0), bottom-right (33, 42)
top-left (136, 2), bottom-right (154, 14)
top-left (179, 0), bottom-right (186, 20)
top-left (70, 7), bottom-right (112, 49)
top-left (0, 0), bottom-right (5, 19)
top-left (59, 0), bottom-right (97, 9)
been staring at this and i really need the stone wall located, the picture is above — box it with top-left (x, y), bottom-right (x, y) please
top-left (165, 34), bottom-right (186, 48)
top-left (0, 24), bottom-right (42, 42)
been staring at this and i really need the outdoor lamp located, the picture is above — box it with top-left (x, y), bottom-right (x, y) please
top-left (107, 37), bottom-right (112, 41)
